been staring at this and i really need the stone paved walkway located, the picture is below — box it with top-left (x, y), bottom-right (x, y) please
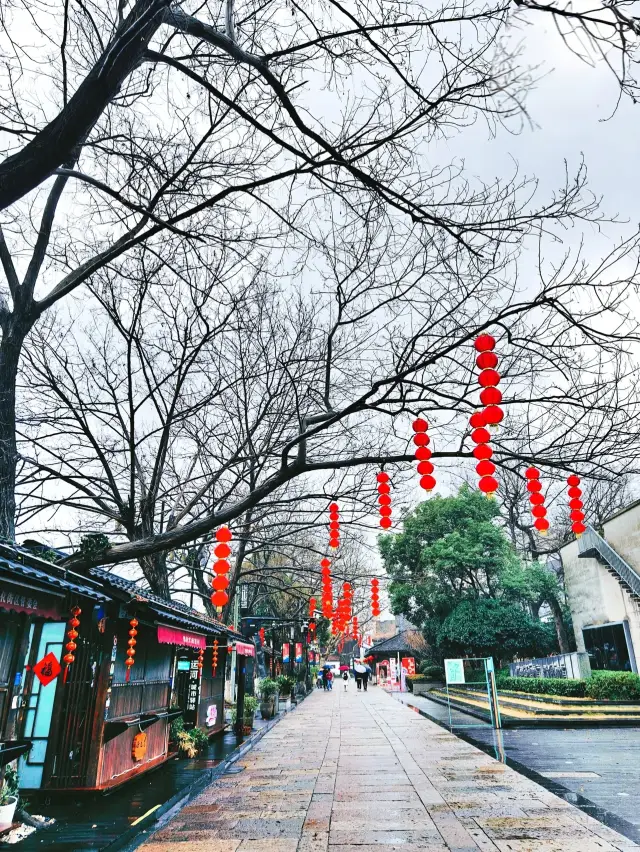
top-left (140, 686), bottom-right (640, 852)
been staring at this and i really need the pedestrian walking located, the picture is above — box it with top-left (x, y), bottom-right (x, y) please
top-left (362, 669), bottom-right (370, 691)
top-left (326, 669), bottom-right (333, 690)
top-left (342, 670), bottom-right (349, 691)
top-left (354, 671), bottom-right (362, 690)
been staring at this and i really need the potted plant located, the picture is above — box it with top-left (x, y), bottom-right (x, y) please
top-left (276, 675), bottom-right (295, 712)
top-left (232, 696), bottom-right (259, 734)
top-left (0, 765), bottom-right (19, 831)
top-left (258, 678), bottom-right (278, 719)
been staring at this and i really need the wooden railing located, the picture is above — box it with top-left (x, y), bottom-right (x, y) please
top-left (107, 680), bottom-right (170, 720)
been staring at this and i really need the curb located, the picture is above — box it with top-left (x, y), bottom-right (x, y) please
top-left (116, 696), bottom-right (307, 852)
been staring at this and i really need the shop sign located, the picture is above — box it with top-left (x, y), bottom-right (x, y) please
top-left (401, 657), bottom-right (416, 675)
top-left (206, 705), bottom-right (218, 727)
top-left (157, 625), bottom-right (206, 649)
top-left (132, 732), bottom-right (148, 761)
top-left (184, 658), bottom-right (200, 725)
top-left (295, 643), bottom-right (302, 663)
top-left (282, 643), bottom-right (290, 663)
top-left (234, 641), bottom-right (255, 657)
top-left (33, 651), bottom-right (61, 687)
top-left (0, 586), bottom-right (60, 620)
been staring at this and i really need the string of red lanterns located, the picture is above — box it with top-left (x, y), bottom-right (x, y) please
top-left (197, 646), bottom-right (204, 677)
top-left (376, 471), bottom-right (392, 529)
top-left (321, 557), bottom-right (333, 619)
top-left (309, 597), bottom-right (316, 619)
top-left (352, 616), bottom-right (359, 641)
top-left (328, 501), bottom-right (340, 549)
top-left (473, 334), bottom-right (500, 497)
top-left (211, 526), bottom-right (232, 612)
top-left (412, 417), bottom-right (435, 492)
top-left (525, 466), bottom-right (550, 535)
top-left (212, 638), bottom-right (219, 676)
top-left (63, 605), bottom-right (81, 684)
top-left (567, 475), bottom-right (587, 537)
top-left (125, 616), bottom-right (138, 682)
top-left (371, 578), bottom-right (381, 617)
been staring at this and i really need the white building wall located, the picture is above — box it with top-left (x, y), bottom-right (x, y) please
top-left (561, 504), bottom-right (640, 669)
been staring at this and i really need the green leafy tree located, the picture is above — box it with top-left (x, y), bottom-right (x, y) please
top-left (380, 486), bottom-right (520, 640)
top-left (437, 599), bottom-right (556, 664)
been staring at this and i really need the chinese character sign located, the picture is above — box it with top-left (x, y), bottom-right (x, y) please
top-left (282, 643), bottom-right (290, 663)
top-left (401, 657), bottom-right (416, 675)
top-left (445, 659), bottom-right (466, 685)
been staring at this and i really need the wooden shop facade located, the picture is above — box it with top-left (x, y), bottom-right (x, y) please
top-left (0, 541), bottom-right (250, 793)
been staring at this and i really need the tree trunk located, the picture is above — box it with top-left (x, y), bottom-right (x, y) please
top-left (140, 552), bottom-right (170, 599)
top-left (547, 595), bottom-right (570, 653)
top-left (0, 326), bottom-right (27, 540)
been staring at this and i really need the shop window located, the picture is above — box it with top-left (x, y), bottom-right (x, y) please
top-left (583, 622), bottom-right (633, 671)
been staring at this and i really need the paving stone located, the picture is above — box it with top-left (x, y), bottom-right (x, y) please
top-left (140, 688), bottom-right (637, 852)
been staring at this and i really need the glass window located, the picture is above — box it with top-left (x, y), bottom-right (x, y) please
top-left (583, 623), bottom-right (632, 671)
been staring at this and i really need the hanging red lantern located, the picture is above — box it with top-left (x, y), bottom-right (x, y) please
top-left (471, 427), bottom-right (491, 445)
top-left (475, 459), bottom-right (495, 477)
top-left (532, 505), bottom-right (547, 518)
top-left (474, 334), bottom-right (496, 352)
top-left (309, 597), bottom-right (316, 618)
top-left (529, 491), bottom-right (545, 506)
top-left (483, 405), bottom-right (504, 426)
top-left (480, 386), bottom-right (502, 406)
top-left (328, 501), bottom-right (340, 549)
top-left (566, 475), bottom-right (586, 537)
top-left (472, 443), bottom-right (492, 460)
top-left (211, 527), bottom-right (232, 612)
top-left (525, 466), bottom-right (540, 479)
top-left (527, 479), bottom-right (542, 493)
top-left (259, 627), bottom-right (266, 644)
top-left (63, 605), bottom-right (81, 684)
top-left (476, 351), bottom-right (498, 369)
top-left (469, 411), bottom-right (486, 429)
top-left (197, 646), bottom-right (204, 677)
top-left (125, 616), bottom-right (138, 682)
top-left (534, 518), bottom-right (550, 533)
top-left (352, 616), bottom-right (359, 641)
top-left (525, 466), bottom-right (550, 533)
top-left (413, 417), bottom-right (436, 491)
top-left (212, 639), bottom-right (219, 676)
top-left (478, 368), bottom-right (500, 388)
top-left (377, 471), bottom-right (393, 528)
top-left (478, 476), bottom-right (498, 496)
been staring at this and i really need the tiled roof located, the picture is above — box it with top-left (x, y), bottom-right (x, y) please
top-left (0, 552), bottom-right (110, 601)
top-left (367, 629), bottom-right (428, 656)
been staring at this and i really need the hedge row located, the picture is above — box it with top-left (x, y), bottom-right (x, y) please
top-left (495, 670), bottom-right (640, 701)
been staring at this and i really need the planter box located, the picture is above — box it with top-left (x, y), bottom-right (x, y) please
top-left (0, 796), bottom-right (17, 831)
top-left (278, 697), bottom-right (292, 713)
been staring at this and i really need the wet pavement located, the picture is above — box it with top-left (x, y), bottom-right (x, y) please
top-left (397, 692), bottom-right (640, 845)
top-left (140, 686), bottom-right (640, 851)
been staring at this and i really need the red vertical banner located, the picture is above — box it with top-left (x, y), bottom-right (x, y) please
top-left (282, 643), bottom-right (290, 663)
top-left (295, 643), bottom-right (303, 663)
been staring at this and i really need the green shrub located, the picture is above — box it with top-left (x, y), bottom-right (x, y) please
top-left (586, 670), bottom-right (640, 701)
top-left (257, 678), bottom-right (278, 699)
top-left (495, 676), bottom-right (587, 697)
top-left (189, 727), bottom-right (210, 751)
top-left (276, 674), bottom-right (295, 697)
top-left (0, 765), bottom-right (19, 805)
top-left (419, 664), bottom-right (445, 680)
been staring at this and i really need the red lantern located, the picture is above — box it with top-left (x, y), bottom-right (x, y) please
top-left (567, 476), bottom-right (586, 536)
top-left (125, 616), bottom-right (138, 682)
top-left (309, 597), bottom-right (316, 618)
top-left (212, 639), bottom-right (219, 676)
top-left (568, 486), bottom-right (582, 499)
top-left (377, 471), bottom-right (393, 528)
top-left (527, 479), bottom-right (542, 493)
top-left (328, 502), bottom-right (340, 549)
top-left (525, 467), bottom-right (540, 479)
top-left (413, 418), bottom-right (435, 491)
top-left (413, 432), bottom-right (430, 447)
top-left (417, 461), bottom-right (434, 475)
top-left (420, 474), bottom-right (436, 492)
top-left (534, 517), bottom-right (550, 534)
top-left (529, 492), bottom-right (545, 506)
top-left (478, 369), bottom-right (500, 388)
top-left (476, 351), bottom-right (498, 369)
top-left (478, 475), bottom-right (498, 496)
top-left (63, 605), bottom-right (81, 684)
top-left (483, 405), bottom-right (504, 426)
top-left (412, 418), bottom-right (428, 432)
top-left (415, 446), bottom-right (432, 461)
top-left (211, 527), bottom-right (232, 612)
top-left (197, 647), bottom-right (204, 677)
top-left (259, 627), bottom-right (266, 644)
top-left (475, 459), bottom-right (495, 477)
top-left (567, 474), bottom-right (581, 487)
top-left (532, 505), bottom-right (547, 518)
top-left (573, 521), bottom-right (587, 535)
top-left (480, 387), bottom-right (502, 406)
top-left (570, 510), bottom-right (585, 522)
top-left (473, 444), bottom-right (492, 460)
top-left (469, 411), bottom-right (486, 429)
top-left (471, 427), bottom-right (491, 445)
top-left (474, 334), bottom-right (496, 352)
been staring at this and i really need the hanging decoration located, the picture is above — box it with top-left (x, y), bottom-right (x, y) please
top-left (63, 605), bottom-right (82, 684)
top-left (309, 597), bottom-right (316, 619)
top-left (567, 475), bottom-right (586, 537)
top-left (320, 557), bottom-right (333, 618)
top-left (371, 578), bottom-right (381, 617)
top-left (328, 501), bottom-right (340, 549)
top-left (211, 526), bottom-right (232, 612)
top-left (412, 417), bottom-right (435, 491)
top-left (212, 639), bottom-right (219, 676)
top-left (352, 616), bottom-right (359, 641)
top-left (125, 616), bottom-right (138, 682)
top-left (472, 334), bottom-right (501, 496)
top-left (197, 646), bottom-right (204, 677)
top-left (525, 466), bottom-right (550, 535)
top-left (376, 471), bottom-right (393, 529)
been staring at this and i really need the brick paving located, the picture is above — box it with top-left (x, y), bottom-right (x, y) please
top-left (140, 686), bottom-right (640, 851)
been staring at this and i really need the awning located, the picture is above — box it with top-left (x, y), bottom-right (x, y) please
top-left (157, 624), bottom-right (205, 649)
top-left (231, 641), bottom-right (255, 657)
